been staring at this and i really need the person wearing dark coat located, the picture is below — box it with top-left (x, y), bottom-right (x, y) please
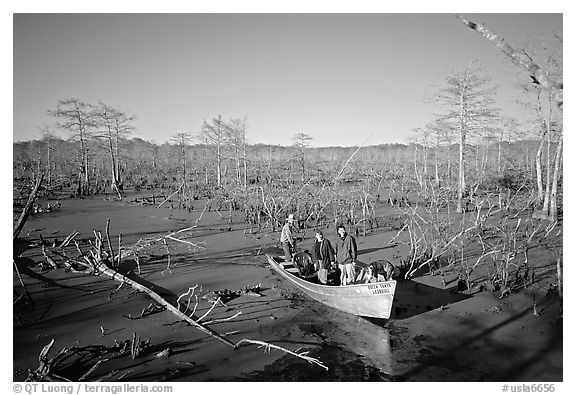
top-left (311, 231), bottom-right (335, 284)
top-left (335, 224), bottom-right (357, 285)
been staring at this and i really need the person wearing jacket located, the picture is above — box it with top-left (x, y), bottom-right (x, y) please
top-left (280, 213), bottom-right (297, 262)
top-left (311, 231), bottom-right (335, 284)
top-left (335, 224), bottom-right (357, 285)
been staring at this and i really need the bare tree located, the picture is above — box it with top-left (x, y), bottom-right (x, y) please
top-left (111, 107), bottom-right (135, 188)
top-left (225, 117), bottom-right (248, 189)
top-left (171, 132), bottom-right (194, 184)
top-left (426, 118), bottom-right (452, 188)
top-left (434, 63), bottom-right (499, 212)
top-left (200, 115), bottom-right (228, 187)
top-left (37, 124), bottom-right (57, 186)
top-left (93, 102), bottom-right (135, 196)
top-left (293, 132), bottom-right (313, 183)
top-left (515, 64), bottom-right (562, 221)
top-left (548, 138), bottom-right (562, 221)
top-left (48, 99), bottom-right (94, 196)
top-left (457, 15), bottom-right (563, 221)
top-left (411, 126), bottom-right (435, 193)
top-left (498, 117), bottom-right (521, 175)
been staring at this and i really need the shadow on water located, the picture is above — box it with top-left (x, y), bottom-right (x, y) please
top-left (229, 342), bottom-right (395, 382)
top-left (358, 279), bottom-right (470, 324)
top-left (389, 280), bottom-right (470, 320)
top-left (395, 304), bottom-right (562, 381)
top-left (357, 244), bottom-right (398, 256)
top-left (234, 299), bottom-right (398, 381)
top-left (14, 257), bottom-right (93, 292)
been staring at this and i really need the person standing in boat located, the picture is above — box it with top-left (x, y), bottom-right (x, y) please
top-left (280, 213), bottom-right (297, 263)
top-left (335, 224), bottom-right (357, 285)
top-left (311, 231), bottom-right (335, 285)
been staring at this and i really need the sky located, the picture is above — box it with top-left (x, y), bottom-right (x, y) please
top-left (12, 12), bottom-right (562, 148)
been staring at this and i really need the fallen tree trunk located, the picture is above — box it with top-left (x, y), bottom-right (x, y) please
top-left (48, 221), bottom-right (328, 370)
top-left (92, 259), bottom-right (236, 347)
top-left (14, 174), bottom-right (44, 241)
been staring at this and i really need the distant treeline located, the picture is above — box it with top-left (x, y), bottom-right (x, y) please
top-left (13, 136), bottom-right (541, 193)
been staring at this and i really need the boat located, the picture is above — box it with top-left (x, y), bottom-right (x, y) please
top-left (266, 254), bottom-right (397, 319)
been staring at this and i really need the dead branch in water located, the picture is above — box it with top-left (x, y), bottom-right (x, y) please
top-left (233, 339), bottom-right (328, 370)
top-left (105, 219), bottom-right (116, 268)
top-left (59, 229), bottom-right (79, 248)
top-left (13, 259), bottom-right (34, 309)
top-left (44, 219), bottom-right (328, 370)
top-left (13, 174), bottom-right (44, 240)
top-left (161, 238), bottom-right (172, 276)
top-left (22, 335), bottom-right (150, 382)
top-left (41, 245), bottom-right (59, 270)
top-left (117, 233), bottom-right (123, 267)
top-left (176, 285), bottom-right (201, 315)
top-left (195, 199), bottom-right (211, 223)
top-left (118, 226), bottom-right (204, 270)
top-left (157, 181), bottom-right (185, 208)
top-left (122, 302), bottom-right (165, 320)
top-left (25, 339), bottom-right (72, 382)
top-left (93, 247), bottom-right (235, 346)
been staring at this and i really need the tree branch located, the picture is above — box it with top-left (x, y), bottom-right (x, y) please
top-left (456, 14), bottom-right (562, 108)
top-left (14, 174), bottom-right (44, 240)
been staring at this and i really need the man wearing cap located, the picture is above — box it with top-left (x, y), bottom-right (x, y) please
top-left (280, 214), bottom-right (297, 263)
top-left (311, 230), bottom-right (335, 284)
